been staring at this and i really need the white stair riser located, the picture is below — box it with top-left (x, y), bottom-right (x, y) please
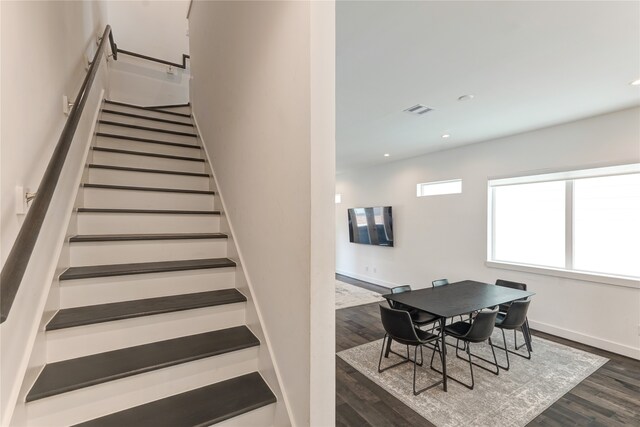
top-left (102, 103), bottom-right (192, 124)
top-left (70, 239), bottom-right (228, 266)
top-left (101, 112), bottom-right (195, 133)
top-left (98, 123), bottom-right (197, 145)
top-left (77, 212), bottom-right (220, 234)
top-left (46, 303), bottom-right (246, 362)
top-left (95, 135), bottom-right (202, 158)
top-left (59, 268), bottom-right (236, 308)
top-left (82, 187), bottom-right (214, 210)
top-left (26, 347), bottom-right (258, 427)
top-left (216, 403), bottom-right (276, 427)
top-left (88, 167), bottom-right (210, 190)
top-left (92, 150), bottom-right (205, 174)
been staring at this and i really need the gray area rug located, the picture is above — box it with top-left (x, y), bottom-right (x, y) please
top-left (335, 280), bottom-right (384, 310)
top-left (338, 330), bottom-right (608, 426)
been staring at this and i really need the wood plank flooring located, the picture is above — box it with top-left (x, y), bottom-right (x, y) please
top-left (335, 275), bottom-right (640, 426)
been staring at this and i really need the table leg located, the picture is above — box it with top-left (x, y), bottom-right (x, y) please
top-left (440, 317), bottom-right (447, 392)
top-left (384, 336), bottom-right (393, 358)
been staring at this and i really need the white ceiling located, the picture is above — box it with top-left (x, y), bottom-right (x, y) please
top-left (337, 1), bottom-right (640, 173)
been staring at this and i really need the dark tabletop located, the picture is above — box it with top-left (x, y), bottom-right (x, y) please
top-left (382, 280), bottom-right (535, 318)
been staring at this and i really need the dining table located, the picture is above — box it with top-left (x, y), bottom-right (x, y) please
top-left (382, 280), bottom-right (535, 391)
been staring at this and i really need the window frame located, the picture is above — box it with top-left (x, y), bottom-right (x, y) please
top-left (486, 163), bottom-right (640, 289)
top-left (416, 178), bottom-right (462, 197)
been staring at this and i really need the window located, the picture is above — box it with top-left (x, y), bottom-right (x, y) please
top-left (488, 164), bottom-right (640, 280)
top-left (417, 179), bottom-right (462, 197)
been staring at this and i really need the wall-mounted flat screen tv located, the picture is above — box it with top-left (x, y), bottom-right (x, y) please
top-left (348, 206), bottom-right (393, 247)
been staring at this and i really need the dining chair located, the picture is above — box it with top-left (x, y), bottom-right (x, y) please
top-left (491, 297), bottom-right (532, 370)
top-left (495, 279), bottom-right (533, 350)
top-left (430, 306), bottom-right (500, 390)
top-left (378, 305), bottom-right (444, 395)
top-left (432, 279), bottom-right (449, 287)
top-left (389, 285), bottom-right (439, 328)
top-left (384, 285), bottom-right (439, 359)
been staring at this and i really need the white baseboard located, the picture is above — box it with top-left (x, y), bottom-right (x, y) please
top-left (335, 269), bottom-right (398, 289)
top-left (528, 319), bottom-right (639, 360)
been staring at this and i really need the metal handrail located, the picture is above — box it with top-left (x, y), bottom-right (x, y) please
top-left (118, 49), bottom-right (190, 70)
top-left (0, 25), bottom-right (117, 323)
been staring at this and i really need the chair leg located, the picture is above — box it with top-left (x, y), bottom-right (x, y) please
top-left (413, 342), bottom-right (444, 395)
top-left (493, 327), bottom-right (532, 361)
top-left (456, 339), bottom-right (500, 375)
top-left (431, 340), bottom-right (476, 390)
top-left (379, 335), bottom-right (422, 373)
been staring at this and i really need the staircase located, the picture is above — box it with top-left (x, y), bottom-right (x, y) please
top-left (21, 101), bottom-right (277, 426)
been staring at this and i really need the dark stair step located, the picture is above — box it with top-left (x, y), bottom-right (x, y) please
top-left (101, 109), bottom-right (194, 127)
top-left (96, 133), bottom-right (201, 150)
top-left (74, 372), bottom-right (276, 427)
top-left (77, 208), bottom-right (220, 215)
top-left (70, 233), bottom-right (227, 243)
top-left (147, 102), bottom-right (191, 110)
top-left (47, 287), bottom-right (244, 331)
top-left (89, 163), bottom-right (209, 177)
top-left (104, 100), bottom-right (191, 118)
top-left (59, 258), bottom-right (235, 281)
top-left (27, 326), bottom-right (258, 402)
top-left (92, 147), bottom-right (204, 162)
top-left (99, 120), bottom-right (197, 138)
top-left (82, 183), bottom-right (214, 195)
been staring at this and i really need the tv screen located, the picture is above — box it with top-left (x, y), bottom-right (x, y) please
top-left (348, 206), bottom-right (394, 247)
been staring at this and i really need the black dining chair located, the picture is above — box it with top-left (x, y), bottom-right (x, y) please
top-left (430, 306), bottom-right (500, 390)
top-left (378, 305), bottom-right (444, 395)
top-left (389, 285), bottom-right (439, 328)
top-left (432, 279), bottom-right (449, 287)
top-left (496, 279), bottom-right (533, 350)
top-left (384, 285), bottom-right (439, 359)
top-left (491, 297), bottom-right (532, 370)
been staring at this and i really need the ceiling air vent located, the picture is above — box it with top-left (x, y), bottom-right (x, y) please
top-left (403, 104), bottom-right (434, 115)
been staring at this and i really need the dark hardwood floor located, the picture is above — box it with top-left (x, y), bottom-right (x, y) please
top-left (335, 275), bottom-right (640, 426)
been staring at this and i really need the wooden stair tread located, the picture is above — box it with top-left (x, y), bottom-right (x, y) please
top-left (96, 133), bottom-right (200, 149)
top-left (82, 183), bottom-right (214, 195)
top-left (104, 100), bottom-right (191, 118)
top-left (92, 147), bottom-right (204, 162)
top-left (27, 326), bottom-right (258, 402)
top-left (74, 372), bottom-right (276, 427)
top-left (101, 109), bottom-right (194, 127)
top-left (46, 288), bottom-right (244, 331)
top-left (88, 163), bottom-right (209, 177)
top-left (59, 258), bottom-right (235, 281)
top-left (77, 208), bottom-right (220, 215)
top-left (99, 120), bottom-right (197, 138)
top-left (70, 233), bottom-right (227, 242)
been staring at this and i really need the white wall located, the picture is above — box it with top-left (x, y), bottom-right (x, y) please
top-left (105, 0), bottom-right (190, 106)
top-left (0, 1), bottom-right (109, 423)
top-left (336, 107), bottom-right (640, 359)
top-left (189, 1), bottom-right (335, 425)
top-left (106, 0), bottom-right (189, 62)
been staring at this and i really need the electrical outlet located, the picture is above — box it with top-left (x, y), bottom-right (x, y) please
top-left (373, 267), bottom-right (377, 273)
top-left (365, 266), bottom-right (369, 272)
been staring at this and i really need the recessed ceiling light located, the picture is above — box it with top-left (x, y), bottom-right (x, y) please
top-left (458, 94), bottom-right (474, 101)
top-left (441, 134), bottom-right (451, 139)
top-left (631, 79), bottom-right (640, 86)
top-left (384, 153), bottom-right (390, 157)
